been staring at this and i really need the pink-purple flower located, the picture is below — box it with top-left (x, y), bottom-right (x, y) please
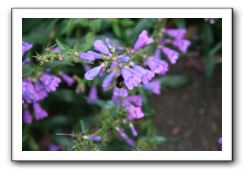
top-left (94, 40), bottom-right (111, 56)
top-left (22, 41), bottom-right (32, 56)
top-left (171, 39), bottom-right (191, 54)
top-left (122, 68), bottom-right (142, 90)
top-left (143, 80), bottom-right (161, 95)
top-left (146, 57), bottom-right (169, 75)
top-left (33, 102), bottom-right (48, 120)
top-left (133, 30), bottom-right (154, 51)
top-left (133, 65), bottom-right (155, 84)
top-left (85, 64), bottom-right (104, 80)
top-left (160, 46), bottom-right (179, 64)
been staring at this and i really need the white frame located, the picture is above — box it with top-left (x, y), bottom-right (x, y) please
top-left (12, 8), bottom-right (232, 161)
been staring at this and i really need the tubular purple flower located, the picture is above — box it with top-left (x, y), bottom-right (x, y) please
top-left (113, 87), bottom-right (128, 97)
top-left (48, 144), bottom-right (60, 151)
top-left (133, 30), bottom-right (154, 51)
top-left (163, 28), bottom-right (186, 39)
top-left (171, 39), bottom-right (191, 54)
top-left (87, 85), bottom-right (98, 103)
top-left (34, 81), bottom-right (48, 101)
top-left (33, 102), bottom-right (48, 120)
top-left (160, 47), bottom-right (179, 64)
top-left (40, 74), bottom-right (61, 92)
top-left (129, 123), bottom-right (138, 137)
top-left (117, 55), bottom-right (130, 63)
top-left (102, 71), bottom-right (116, 89)
top-left (84, 135), bottom-right (101, 142)
top-left (124, 95), bottom-right (143, 107)
top-left (84, 64), bottom-right (104, 80)
top-left (127, 105), bottom-right (144, 120)
top-left (59, 72), bottom-right (75, 86)
top-left (79, 52), bottom-right (96, 62)
top-left (93, 40), bottom-right (111, 56)
top-left (105, 38), bottom-right (123, 50)
top-left (133, 65), bottom-right (155, 84)
top-left (122, 67), bottom-right (142, 90)
top-left (154, 48), bottom-right (161, 59)
top-left (22, 41), bottom-right (32, 56)
top-left (52, 46), bottom-right (61, 52)
top-left (143, 80), bottom-right (161, 95)
top-left (146, 57), bottom-right (169, 75)
top-left (22, 80), bottom-right (38, 103)
top-left (23, 108), bottom-right (32, 124)
top-left (116, 127), bottom-right (135, 147)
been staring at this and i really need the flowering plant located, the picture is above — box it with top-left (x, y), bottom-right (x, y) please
top-left (22, 18), bottom-right (193, 151)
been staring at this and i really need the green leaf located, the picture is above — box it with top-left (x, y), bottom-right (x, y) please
top-left (112, 20), bottom-right (122, 37)
top-left (158, 75), bottom-right (191, 88)
top-left (89, 19), bottom-right (102, 33)
top-left (56, 38), bottom-right (71, 50)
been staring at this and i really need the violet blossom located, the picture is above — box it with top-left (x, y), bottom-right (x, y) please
top-left (84, 64), bottom-right (104, 80)
top-left (171, 39), bottom-right (191, 54)
top-left (113, 87), bottom-right (128, 97)
top-left (39, 74), bottom-right (61, 92)
top-left (59, 72), bottom-right (75, 86)
top-left (160, 46), bottom-right (179, 64)
top-left (122, 67), bottom-right (142, 90)
top-left (23, 107), bottom-right (33, 124)
top-left (146, 57), bottom-right (169, 75)
top-left (33, 102), bottom-right (48, 120)
top-left (143, 80), bottom-right (161, 95)
top-left (83, 135), bottom-right (102, 142)
top-left (87, 85), bottom-right (98, 103)
top-left (116, 127), bottom-right (135, 147)
top-left (22, 41), bottom-right (32, 56)
top-left (133, 30), bottom-right (154, 51)
top-left (94, 40), bottom-right (111, 56)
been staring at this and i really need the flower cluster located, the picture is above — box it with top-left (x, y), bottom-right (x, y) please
top-left (22, 41), bottom-right (62, 124)
top-left (78, 29), bottom-right (190, 146)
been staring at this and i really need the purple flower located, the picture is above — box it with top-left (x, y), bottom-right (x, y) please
top-left (84, 135), bottom-right (101, 142)
top-left (116, 127), bottom-right (135, 147)
top-left (113, 87), bottom-right (128, 97)
top-left (171, 39), bottom-right (191, 54)
top-left (109, 61), bottom-right (119, 69)
top-left (129, 123), bottom-right (138, 137)
top-left (160, 47), bottom-right (179, 64)
top-left (117, 55), bottom-right (130, 63)
top-left (39, 74), bottom-right (61, 92)
top-left (22, 41), bottom-right (32, 56)
top-left (23, 108), bottom-right (32, 124)
top-left (218, 137), bottom-right (222, 145)
top-left (59, 72), bottom-right (75, 86)
top-left (87, 85), bottom-right (98, 103)
top-left (127, 105), bottom-right (144, 120)
top-left (146, 57), bottom-right (169, 75)
top-left (34, 81), bottom-right (48, 101)
top-left (93, 40), bottom-right (111, 56)
top-left (84, 64), bottom-right (104, 80)
top-left (48, 144), bottom-right (60, 151)
top-left (133, 65), bottom-right (155, 84)
top-left (80, 51), bottom-right (101, 62)
top-left (52, 46), bottom-right (61, 52)
top-left (105, 38), bottom-right (123, 50)
top-left (22, 80), bottom-right (38, 103)
top-left (154, 48), bottom-right (161, 59)
top-left (122, 68), bottom-right (141, 90)
top-left (124, 95), bottom-right (143, 107)
top-left (133, 30), bottom-right (154, 51)
top-left (33, 102), bottom-right (48, 120)
top-left (164, 28), bottom-right (186, 39)
top-left (102, 71), bottom-right (116, 89)
top-left (143, 80), bottom-right (161, 95)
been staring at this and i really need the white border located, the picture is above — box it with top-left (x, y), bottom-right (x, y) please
top-left (12, 8), bottom-right (232, 161)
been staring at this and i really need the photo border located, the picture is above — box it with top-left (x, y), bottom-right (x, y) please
top-left (11, 8), bottom-right (233, 162)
